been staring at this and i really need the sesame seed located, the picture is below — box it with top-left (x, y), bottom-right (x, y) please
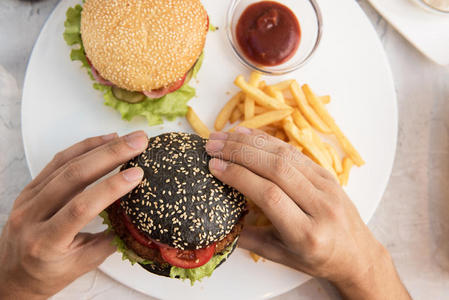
top-left (81, 0), bottom-right (208, 91)
top-left (119, 132), bottom-right (247, 250)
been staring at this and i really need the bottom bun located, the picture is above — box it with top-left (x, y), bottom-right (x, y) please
top-left (139, 240), bottom-right (238, 278)
top-left (138, 262), bottom-right (172, 277)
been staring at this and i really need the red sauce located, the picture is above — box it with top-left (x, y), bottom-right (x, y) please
top-left (236, 1), bottom-right (301, 66)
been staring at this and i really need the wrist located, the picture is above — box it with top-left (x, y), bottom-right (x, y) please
top-left (331, 244), bottom-right (410, 300)
top-left (0, 280), bottom-right (48, 300)
top-left (0, 289), bottom-right (47, 300)
top-left (332, 242), bottom-right (390, 290)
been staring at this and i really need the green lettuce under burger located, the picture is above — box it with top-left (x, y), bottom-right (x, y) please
top-left (63, 2), bottom-right (207, 126)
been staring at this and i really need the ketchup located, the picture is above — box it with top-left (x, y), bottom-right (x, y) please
top-left (236, 1), bottom-right (301, 66)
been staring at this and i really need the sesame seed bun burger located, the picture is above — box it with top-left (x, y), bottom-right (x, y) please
top-left (101, 132), bottom-right (247, 284)
top-left (63, 0), bottom-right (210, 125)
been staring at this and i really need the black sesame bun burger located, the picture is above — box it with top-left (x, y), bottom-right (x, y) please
top-left (80, 0), bottom-right (209, 102)
top-left (101, 133), bottom-right (247, 284)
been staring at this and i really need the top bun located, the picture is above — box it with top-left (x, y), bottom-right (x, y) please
top-left (81, 0), bottom-right (208, 91)
top-left (120, 132), bottom-right (247, 250)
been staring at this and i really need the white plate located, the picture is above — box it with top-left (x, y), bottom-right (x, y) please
top-left (21, 0), bottom-right (397, 299)
top-left (367, 0), bottom-right (449, 65)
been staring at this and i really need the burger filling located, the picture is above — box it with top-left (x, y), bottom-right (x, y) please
top-left (63, 4), bottom-right (208, 126)
top-left (87, 55), bottom-right (203, 102)
top-left (100, 203), bottom-right (243, 284)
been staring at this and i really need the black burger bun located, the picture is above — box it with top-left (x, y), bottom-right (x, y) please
top-left (120, 132), bottom-right (247, 250)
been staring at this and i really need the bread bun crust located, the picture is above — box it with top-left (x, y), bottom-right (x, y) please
top-left (81, 0), bottom-right (208, 91)
top-left (120, 132), bottom-right (247, 250)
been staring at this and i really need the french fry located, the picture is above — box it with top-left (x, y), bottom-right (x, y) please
top-left (288, 140), bottom-right (303, 152)
top-left (290, 81), bottom-right (332, 134)
top-left (274, 129), bottom-right (287, 141)
top-left (244, 72), bottom-right (262, 120)
top-left (302, 84), bottom-right (365, 166)
top-left (212, 74), bottom-right (362, 187)
top-left (271, 121), bottom-right (285, 129)
top-left (292, 110), bottom-right (333, 166)
top-left (231, 109), bottom-right (293, 131)
top-left (283, 117), bottom-right (300, 140)
top-left (214, 92), bottom-right (242, 131)
top-left (237, 103), bottom-right (244, 114)
top-left (186, 107), bottom-right (210, 138)
top-left (285, 97), bottom-right (297, 107)
top-left (265, 86), bottom-right (285, 103)
top-left (249, 72), bottom-right (262, 85)
top-left (250, 252), bottom-right (261, 262)
top-left (269, 79), bottom-right (295, 91)
top-left (230, 107), bottom-right (243, 124)
top-left (282, 118), bottom-right (337, 178)
top-left (235, 75), bottom-right (291, 110)
top-left (244, 97), bottom-right (255, 120)
top-left (291, 109), bottom-right (311, 130)
top-left (339, 157), bottom-right (354, 186)
top-left (254, 105), bottom-right (269, 115)
top-left (238, 103), bottom-right (269, 115)
top-left (325, 143), bottom-right (343, 174)
top-left (320, 95), bottom-right (331, 104)
top-left (259, 126), bottom-right (278, 136)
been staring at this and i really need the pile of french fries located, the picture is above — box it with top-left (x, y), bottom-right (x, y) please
top-left (187, 72), bottom-right (364, 186)
top-left (186, 72), bottom-right (365, 262)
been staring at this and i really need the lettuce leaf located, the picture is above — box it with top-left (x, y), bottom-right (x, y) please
top-left (170, 239), bottom-right (237, 285)
top-left (63, 4), bottom-right (201, 126)
top-left (99, 211), bottom-right (153, 265)
top-left (191, 52), bottom-right (204, 79)
top-left (63, 5), bottom-right (83, 46)
top-left (209, 23), bottom-right (218, 32)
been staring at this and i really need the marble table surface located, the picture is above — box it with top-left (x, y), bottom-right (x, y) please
top-left (1, 0), bottom-right (448, 299)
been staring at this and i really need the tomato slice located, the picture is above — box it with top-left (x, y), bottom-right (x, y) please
top-left (117, 202), bottom-right (216, 268)
top-left (121, 210), bottom-right (158, 249)
top-left (159, 243), bottom-right (216, 269)
top-left (143, 73), bottom-right (187, 99)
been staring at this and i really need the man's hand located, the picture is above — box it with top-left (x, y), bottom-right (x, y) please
top-left (0, 131), bottom-right (148, 299)
top-left (206, 127), bottom-right (410, 300)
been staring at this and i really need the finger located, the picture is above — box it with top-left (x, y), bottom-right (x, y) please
top-left (72, 231), bottom-right (116, 274)
top-left (32, 131), bottom-right (148, 220)
top-left (27, 133), bottom-right (118, 191)
top-left (46, 167), bottom-right (144, 246)
top-left (209, 158), bottom-right (309, 241)
top-left (206, 138), bottom-right (322, 215)
top-left (238, 226), bottom-right (292, 266)
top-left (15, 133), bottom-right (118, 209)
top-left (212, 128), bottom-right (332, 180)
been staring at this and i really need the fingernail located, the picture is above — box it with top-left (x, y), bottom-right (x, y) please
top-left (122, 167), bottom-right (144, 182)
top-left (209, 159), bottom-right (228, 172)
top-left (102, 133), bottom-right (117, 141)
top-left (124, 131), bottom-right (148, 150)
top-left (235, 127), bottom-right (252, 134)
top-left (209, 132), bottom-right (228, 140)
top-left (206, 140), bottom-right (225, 153)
